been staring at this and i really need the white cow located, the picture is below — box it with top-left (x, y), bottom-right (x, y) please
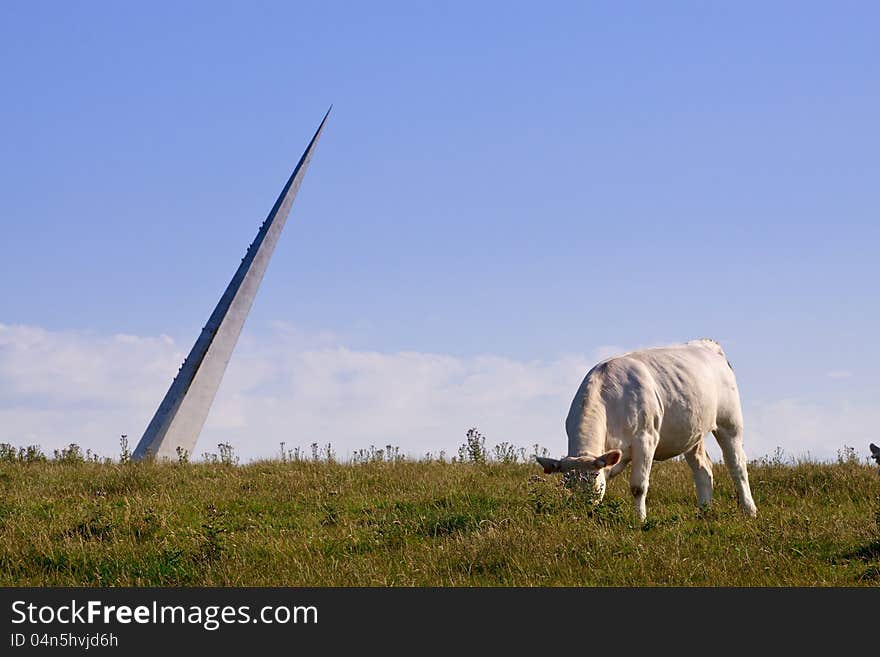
top-left (536, 339), bottom-right (757, 520)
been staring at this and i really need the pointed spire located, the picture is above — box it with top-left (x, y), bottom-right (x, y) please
top-left (133, 109), bottom-right (330, 461)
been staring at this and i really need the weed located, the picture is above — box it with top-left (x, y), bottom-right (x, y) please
top-left (54, 443), bottom-right (84, 464)
top-left (218, 443), bottom-right (238, 466)
top-left (492, 442), bottom-right (519, 464)
top-left (753, 446), bottom-right (789, 467)
top-left (0, 443), bottom-right (47, 463)
top-left (836, 445), bottom-right (860, 466)
top-left (119, 434), bottom-right (131, 464)
top-left (352, 444), bottom-right (403, 464)
top-left (456, 428), bottom-right (487, 464)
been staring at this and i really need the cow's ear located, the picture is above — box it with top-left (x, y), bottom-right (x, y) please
top-left (535, 456), bottom-right (561, 474)
top-left (594, 449), bottom-right (622, 469)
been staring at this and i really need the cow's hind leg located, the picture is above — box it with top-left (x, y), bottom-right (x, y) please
top-left (684, 441), bottom-right (713, 509)
top-left (712, 423), bottom-right (758, 517)
top-left (629, 432), bottom-right (658, 522)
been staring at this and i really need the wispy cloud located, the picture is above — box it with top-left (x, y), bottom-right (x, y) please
top-left (0, 323), bottom-right (872, 463)
top-left (744, 397), bottom-right (872, 463)
top-left (0, 323), bottom-right (595, 460)
top-left (826, 370), bottom-right (853, 379)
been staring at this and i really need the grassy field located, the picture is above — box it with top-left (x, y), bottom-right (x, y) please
top-left (1, 443), bottom-right (878, 586)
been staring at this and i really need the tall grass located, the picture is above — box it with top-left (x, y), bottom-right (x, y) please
top-left (0, 439), bottom-right (877, 586)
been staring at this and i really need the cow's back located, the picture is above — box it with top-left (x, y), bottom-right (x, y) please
top-left (596, 339), bottom-right (741, 460)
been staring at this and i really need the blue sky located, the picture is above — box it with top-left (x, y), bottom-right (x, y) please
top-left (1, 2), bottom-right (877, 462)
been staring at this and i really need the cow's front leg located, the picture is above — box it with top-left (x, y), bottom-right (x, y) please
top-left (629, 433), bottom-right (658, 522)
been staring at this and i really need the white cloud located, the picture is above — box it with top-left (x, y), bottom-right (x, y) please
top-left (742, 397), bottom-right (873, 464)
top-left (826, 370), bottom-right (853, 379)
top-left (0, 322), bottom-right (872, 463)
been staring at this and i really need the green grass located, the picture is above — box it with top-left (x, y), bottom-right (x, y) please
top-left (1, 455), bottom-right (878, 586)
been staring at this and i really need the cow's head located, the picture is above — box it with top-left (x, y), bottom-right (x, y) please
top-left (535, 450), bottom-right (622, 502)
